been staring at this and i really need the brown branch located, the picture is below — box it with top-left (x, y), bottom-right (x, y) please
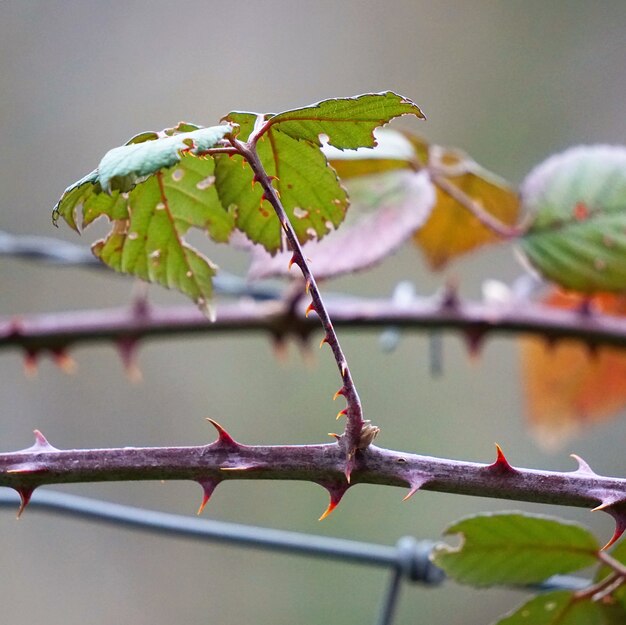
top-left (3, 294), bottom-right (626, 358)
top-left (3, 426), bottom-right (626, 547)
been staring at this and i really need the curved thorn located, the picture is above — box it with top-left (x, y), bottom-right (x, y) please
top-left (333, 387), bottom-right (346, 401)
top-left (288, 254), bottom-right (298, 271)
top-left (206, 418), bottom-right (239, 448)
top-left (402, 474), bottom-right (430, 502)
top-left (318, 483), bottom-right (349, 521)
top-left (196, 479), bottom-right (220, 515)
top-left (336, 408), bottom-right (348, 420)
top-left (16, 487), bottom-right (35, 518)
top-left (487, 444), bottom-right (516, 474)
top-left (305, 279), bottom-right (311, 295)
top-left (571, 453), bottom-right (595, 475)
top-left (305, 302), bottom-right (316, 318)
top-left (319, 336), bottom-right (329, 349)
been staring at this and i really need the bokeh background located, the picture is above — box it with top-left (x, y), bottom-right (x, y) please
top-left (2, 2), bottom-right (626, 624)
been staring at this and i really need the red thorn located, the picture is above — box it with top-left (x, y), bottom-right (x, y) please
top-left (23, 349), bottom-right (39, 378)
top-left (336, 408), bottom-right (348, 420)
top-left (288, 254), bottom-right (298, 271)
top-left (116, 337), bottom-right (142, 383)
top-left (260, 193), bottom-right (267, 202)
top-left (463, 327), bottom-right (487, 360)
top-left (16, 487), bottom-right (35, 518)
top-left (328, 432), bottom-right (340, 440)
top-left (570, 454), bottom-right (596, 475)
top-left (333, 387), bottom-right (346, 401)
top-left (196, 478), bottom-right (220, 515)
top-left (319, 336), bottom-right (329, 349)
top-left (305, 302), bottom-right (316, 318)
top-left (266, 175), bottom-right (278, 183)
top-left (251, 174), bottom-right (260, 189)
top-left (317, 482), bottom-right (349, 521)
top-left (206, 418), bottom-right (240, 448)
top-left (593, 500), bottom-right (626, 550)
top-left (486, 444), bottom-right (517, 474)
top-left (52, 348), bottom-right (76, 375)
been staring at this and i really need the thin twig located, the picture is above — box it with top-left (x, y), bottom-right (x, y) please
top-left (231, 134), bottom-right (365, 473)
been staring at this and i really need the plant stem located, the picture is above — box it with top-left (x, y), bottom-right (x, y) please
top-left (231, 137), bottom-right (365, 470)
top-left (3, 434), bottom-right (626, 543)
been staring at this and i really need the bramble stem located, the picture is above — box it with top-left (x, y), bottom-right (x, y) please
top-left (2, 435), bottom-right (626, 537)
top-left (231, 137), bottom-right (365, 469)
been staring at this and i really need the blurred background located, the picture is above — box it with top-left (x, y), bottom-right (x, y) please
top-left (2, 2), bottom-right (626, 624)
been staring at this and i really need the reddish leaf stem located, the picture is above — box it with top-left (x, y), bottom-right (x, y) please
top-left (231, 136), bottom-right (365, 469)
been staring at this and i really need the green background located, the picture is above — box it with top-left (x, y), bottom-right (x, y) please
top-left (1, 2), bottom-right (626, 624)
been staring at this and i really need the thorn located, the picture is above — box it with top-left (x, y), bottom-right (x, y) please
top-left (305, 279), bottom-right (311, 295)
top-left (403, 474), bottom-right (429, 501)
top-left (328, 432), bottom-right (340, 440)
top-left (486, 444), bottom-right (517, 474)
top-left (340, 362), bottom-right (347, 377)
top-left (196, 478), bottom-right (220, 515)
top-left (319, 336), bottom-right (329, 349)
top-left (52, 348), bottom-right (77, 375)
top-left (344, 454), bottom-right (356, 483)
top-left (463, 327), bottom-right (487, 360)
top-left (219, 465), bottom-right (260, 472)
top-left (271, 335), bottom-right (289, 362)
top-left (317, 482), bottom-right (349, 521)
top-left (571, 454), bottom-right (596, 475)
top-left (440, 279), bottom-right (460, 310)
top-left (593, 499), bottom-right (626, 550)
top-left (23, 349), bottom-right (39, 378)
top-left (251, 174), bottom-right (259, 189)
top-left (305, 302), bottom-right (316, 318)
top-left (288, 254), bottom-right (298, 271)
top-left (336, 408), bottom-right (348, 420)
top-left (333, 387), bottom-right (346, 401)
top-left (116, 337), bottom-right (143, 383)
top-left (31, 430), bottom-right (57, 452)
top-left (15, 487), bottom-right (35, 518)
top-left (206, 418), bottom-right (240, 448)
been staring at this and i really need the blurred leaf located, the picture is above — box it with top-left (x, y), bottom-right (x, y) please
top-left (496, 591), bottom-right (626, 625)
top-left (521, 290), bottom-right (626, 444)
top-left (268, 91), bottom-right (424, 149)
top-left (215, 112), bottom-right (348, 253)
top-left (327, 129), bottom-right (520, 269)
top-left (53, 124), bottom-right (234, 314)
top-left (433, 512), bottom-right (598, 587)
top-left (413, 144), bottom-right (520, 269)
top-left (520, 145), bottom-right (626, 293)
top-left (247, 169), bottom-right (436, 280)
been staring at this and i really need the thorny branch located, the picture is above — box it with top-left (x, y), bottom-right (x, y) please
top-left (3, 424), bottom-right (626, 549)
top-left (231, 128), bottom-right (366, 474)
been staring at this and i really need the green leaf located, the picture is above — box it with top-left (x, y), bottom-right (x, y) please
top-left (52, 124), bottom-right (235, 313)
top-left (92, 172), bottom-right (218, 316)
top-left (268, 91), bottom-right (424, 150)
top-left (98, 124), bottom-right (233, 193)
top-left (495, 591), bottom-right (626, 625)
top-left (520, 145), bottom-right (626, 293)
top-left (432, 512), bottom-right (599, 587)
top-left (215, 112), bottom-right (348, 253)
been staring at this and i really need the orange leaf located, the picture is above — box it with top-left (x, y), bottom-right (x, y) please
top-left (413, 145), bottom-right (520, 270)
top-left (521, 290), bottom-right (626, 446)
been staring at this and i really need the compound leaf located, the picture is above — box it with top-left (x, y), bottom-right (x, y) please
top-left (432, 512), bottom-right (599, 587)
top-left (520, 145), bottom-right (626, 293)
top-left (216, 112), bottom-right (348, 253)
top-left (53, 124), bottom-right (234, 313)
top-left (496, 591), bottom-right (626, 625)
top-left (268, 91), bottom-right (424, 150)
